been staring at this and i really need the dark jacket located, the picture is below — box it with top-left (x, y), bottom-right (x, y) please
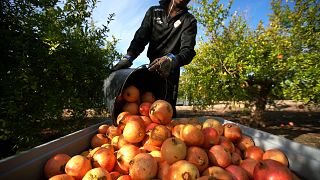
top-left (127, 2), bottom-right (197, 116)
top-left (127, 5), bottom-right (197, 68)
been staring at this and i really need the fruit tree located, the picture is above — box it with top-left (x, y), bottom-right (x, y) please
top-left (179, 0), bottom-right (319, 126)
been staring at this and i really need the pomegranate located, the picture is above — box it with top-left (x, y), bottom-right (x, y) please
top-left (140, 115), bottom-right (152, 127)
top-left (90, 133), bottom-right (109, 148)
top-left (122, 116), bottom-right (146, 143)
top-left (49, 174), bottom-right (75, 180)
top-left (116, 111), bottom-right (131, 126)
top-left (149, 100), bottom-right (173, 125)
top-left (82, 168), bottom-right (111, 180)
top-left (202, 118), bottom-right (224, 135)
top-left (149, 124), bottom-right (171, 147)
top-left (129, 153), bottom-right (158, 179)
top-left (122, 85), bottom-right (140, 102)
top-left (244, 146), bottom-right (264, 161)
top-left (98, 124), bottom-right (110, 134)
top-left (253, 159), bottom-right (293, 180)
top-left (100, 143), bottom-right (115, 154)
top-left (116, 144), bottom-right (141, 172)
top-left (87, 147), bottom-right (103, 160)
top-left (167, 160), bottom-right (200, 180)
top-left (223, 123), bottom-right (242, 143)
top-left (158, 160), bottom-right (170, 179)
top-left (117, 135), bottom-right (130, 149)
top-left (141, 91), bottom-right (156, 103)
top-left (236, 135), bottom-right (255, 152)
top-left (65, 155), bottom-right (92, 180)
top-left (122, 102), bottom-right (139, 115)
top-left (202, 127), bottom-right (220, 149)
top-left (139, 102), bottom-right (152, 116)
top-left (202, 166), bottom-right (233, 180)
top-left (146, 122), bottom-right (158, 132)
top-left (219, 136), bottom-right (235, 152)
top-left (208, 145), bottom-right (232, 168)
top-left (240, 158), bottom-right (259, 179)
top-left (110, 136), bottom-right (120, 150)
top-left (92, 148), bottom-right (116, 172)
top-left (113, 164), bottom-right (128, 175)
top-left (171, 124), bottom-right (185, 139)
top-left (110, 171), bottom-right (121, 180)
top-left (161, 137), bottom-right (187, 164)
top-left (44, 153), bottom-right (71, 179)
top-left (262, 148), bottom-right (289, 167)
top-left (225, 165), bottom-right (249, 180)
top-left (107, 125), bottom-right (122, 139)
top-left (180, 124), bottom-right (204, 146)
top-left (142, 135), bottom-right (161, 152)
top-left (185, 146), bottom-right (209, 173)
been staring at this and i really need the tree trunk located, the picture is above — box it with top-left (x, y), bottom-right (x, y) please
top-left (250, 96), bottom-right (267, 127)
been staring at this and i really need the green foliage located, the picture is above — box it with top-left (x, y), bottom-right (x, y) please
top-left (0, 0), bottom-right (120, 157)
top-left (271, 0), bottom-right (320, 102)
top-left (180, 0), bottom-right (319, 117)
top-left (191, 0), bottom-right (233, 37)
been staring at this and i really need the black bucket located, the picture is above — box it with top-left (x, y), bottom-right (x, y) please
top-left (103, 65), bottom-right (167, 125)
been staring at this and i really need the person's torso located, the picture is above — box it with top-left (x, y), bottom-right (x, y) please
top-left (147, 6), bottom-right (192, 61)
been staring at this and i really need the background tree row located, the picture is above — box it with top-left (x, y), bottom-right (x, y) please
top-left (179, 0), bottom-right (319, 125)
top-left (0, 0), bottom-right (120, 158)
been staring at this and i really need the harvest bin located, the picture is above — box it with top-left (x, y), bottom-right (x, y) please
top-left (103, 66), bottom-right (168, 125)
top-left (1, 117), bottom-right (319, 180)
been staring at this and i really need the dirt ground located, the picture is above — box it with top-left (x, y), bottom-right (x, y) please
top-left (175, 100), bottom-right (320, 149)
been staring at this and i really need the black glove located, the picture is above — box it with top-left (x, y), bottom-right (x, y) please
top-left (112, 55), bottom-right (133, 71)
top-left (148, 54), bottom-right (177, 78)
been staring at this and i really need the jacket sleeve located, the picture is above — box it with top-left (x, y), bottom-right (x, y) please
top-left (127, 7), bottom-right (153, 58)
top-left (175, 17), bottom-right (197, 67)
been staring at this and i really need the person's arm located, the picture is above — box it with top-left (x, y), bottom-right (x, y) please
top-left (175, 17), bottom-right (197, 67)
top-left (148, 16), bottom-right (197, 77)
top-left (112, 7), bottom-right (153, 71)
top-left (127, 7), bottom-right (153, 59)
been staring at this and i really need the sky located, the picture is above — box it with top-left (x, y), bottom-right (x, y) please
top-left (92, 0), bottom-right (273, 67)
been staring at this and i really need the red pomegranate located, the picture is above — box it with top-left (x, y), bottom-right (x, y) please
top-left (202, 127), bottom-right (220, 149)
top-left (225, 165), bottom-right (249, 180)
top-left (208, 145), bottom-right (232, 168)
top-left (167, 160), bottom-right (200, 180)
top-left (180, 124), bottom-right (204, 146)
top-left (240, 158), bottom-right (259, 179)
top-left (244, 146), bottom-right (264, 161)
top-left (223, 123), bottom-right (242, 143)
top-left (253, 159), bottom-right (293, 180)
top-left (262, 148), bottom-right (289, 167)
top-left (44, 154), bottom-right (71, 179)
top-left (185, 146), bottom-right (209, 173)
top-left (236, 135), bottom-right (255, 152)
top-left (149, 100), bottom-right (173, 125)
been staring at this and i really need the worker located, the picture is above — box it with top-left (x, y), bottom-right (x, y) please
top-left (112, 0), bottom-right (197, 117)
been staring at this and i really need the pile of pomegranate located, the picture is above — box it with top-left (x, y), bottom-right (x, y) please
top-left (44, 85), bottom-right (300, 180)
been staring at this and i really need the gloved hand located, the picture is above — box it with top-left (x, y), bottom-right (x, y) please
top-left (148, 53), bottom-right (177, 78)
top-left (112, 55), bottom-right (133, 71)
